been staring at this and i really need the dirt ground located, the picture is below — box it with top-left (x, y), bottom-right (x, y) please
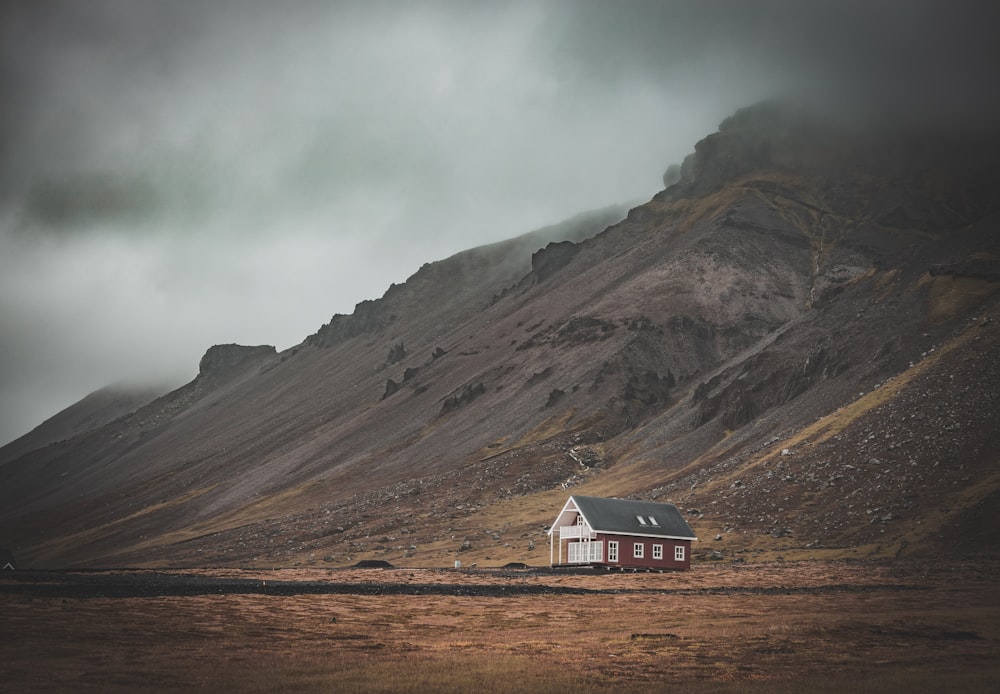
top-left (2, 559), bottom-right (998, 692)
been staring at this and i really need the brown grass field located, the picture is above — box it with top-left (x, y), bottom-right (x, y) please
top-left (2, 559), bottom-right (998, 692)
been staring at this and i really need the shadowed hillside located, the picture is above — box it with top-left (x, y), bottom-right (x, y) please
top-left (2, 102), bottom-right (998, 568)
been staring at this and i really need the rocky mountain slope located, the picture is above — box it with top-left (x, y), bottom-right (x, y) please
top-left (0, 383), bottom-right (166, 467)
top-left (2, 102), bottom-right (998, 568)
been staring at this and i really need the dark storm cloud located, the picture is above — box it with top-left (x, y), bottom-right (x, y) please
top-left (1, 0), bottom-right (998, 445)
top-left (539, 0), bottom-right (1000, 126)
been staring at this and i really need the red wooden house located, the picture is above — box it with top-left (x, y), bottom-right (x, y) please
top-left (548, 495), bottom-right (697, 570)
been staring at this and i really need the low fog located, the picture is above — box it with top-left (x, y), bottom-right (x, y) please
top-left (1, 1), bottom-right (998, 445)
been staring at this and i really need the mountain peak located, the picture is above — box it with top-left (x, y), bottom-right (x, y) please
top-left (668, 98), bottom-right (1000, 205)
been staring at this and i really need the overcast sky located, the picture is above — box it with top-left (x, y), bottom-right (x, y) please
top-left (1, 1), bottom-right (998, 445)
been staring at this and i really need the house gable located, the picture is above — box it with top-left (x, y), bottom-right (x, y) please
top-left (548, 496), bottom-right (590, 534)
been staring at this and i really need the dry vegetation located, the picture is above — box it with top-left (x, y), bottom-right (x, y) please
top-left (3, 559), bottom-right (998, 692)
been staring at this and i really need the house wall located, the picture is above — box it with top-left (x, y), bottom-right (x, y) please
top-left (594, 533), bottom-right (691, 570)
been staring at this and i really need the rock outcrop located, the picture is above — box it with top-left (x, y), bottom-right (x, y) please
top-left (198, 344), bottom-right (276, 380)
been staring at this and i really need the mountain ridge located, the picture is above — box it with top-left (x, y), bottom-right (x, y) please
top-left (2, 101), bottom-right (998, 568)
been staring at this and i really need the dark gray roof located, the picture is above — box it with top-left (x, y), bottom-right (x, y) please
top-left (572, 496), bottom-right (696, 540)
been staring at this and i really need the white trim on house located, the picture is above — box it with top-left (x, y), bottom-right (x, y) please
top-left (557, 524), bottom-right (595, 539)
top-left (596, 530), bottom-right (696, 541)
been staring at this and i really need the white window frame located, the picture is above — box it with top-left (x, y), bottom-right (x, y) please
top-left (636, 515), bottom-right (647, 526)
top-left (633, 542), bottom-right (644, 559)
top-left (608, 540), bottom-right (619, 563)
top-left (652, 544), bottom-right (663, 560)
top-left (567, 540), bottom-right (604, 564)
top-left (648, 516), bottom-right (659, 527)
top-left (674, 545), bottom-right (685, 562)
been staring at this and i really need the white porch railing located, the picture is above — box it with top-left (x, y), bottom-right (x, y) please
top-left (558, 525), bottom-right (595, 539)
top-left (567, 541), bottom-right (604, 564)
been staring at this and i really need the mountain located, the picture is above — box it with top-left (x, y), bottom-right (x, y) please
top-left (2, 102), bottom-right (998, 568)
top-left (0, 383), bottom-right (166, 467)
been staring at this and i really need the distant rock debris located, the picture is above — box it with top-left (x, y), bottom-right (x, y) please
top-left (382, 379), bottom-right (401, 400)
top-left (526, 367), bottom-right (554, 386)
top-left (518, 316), bottom-right (617, 350)
top-left (386, 341), bottom-right (406, 365)
top-left (545, 388), bottom-right (566, 408)
top-left (440, 382), bottom-right (486, 414)
top-left (623, 368), bottom-right (675, 407)
top-left (556, 316), bottom-right (616, 345)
